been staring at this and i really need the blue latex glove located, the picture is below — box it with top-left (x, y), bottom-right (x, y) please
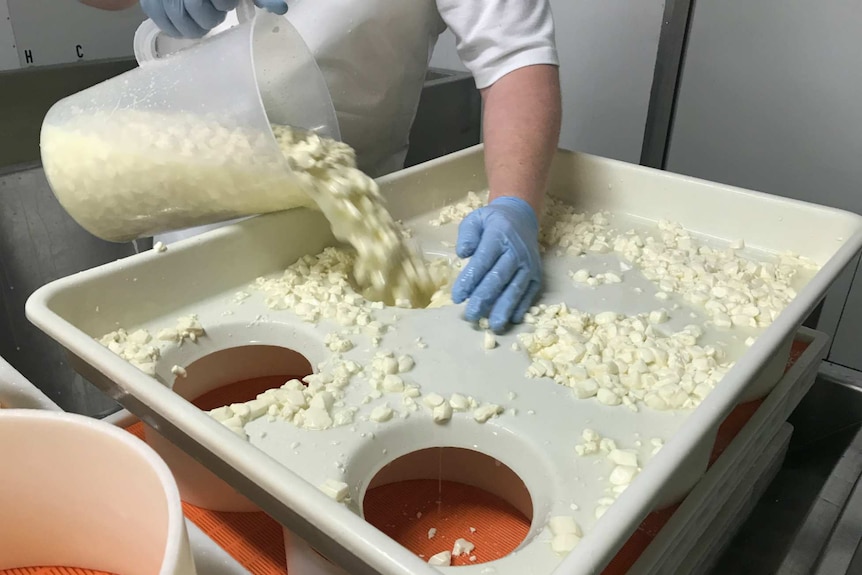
top-left (141, 0), bottom-right (288, 39)
top-left (452, 197), bottom-right (542, 333)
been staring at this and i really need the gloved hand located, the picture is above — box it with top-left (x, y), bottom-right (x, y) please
top-left (141, 0), bottom-right (288, 39)
top-left (452, 196), bottom-right (542, 333)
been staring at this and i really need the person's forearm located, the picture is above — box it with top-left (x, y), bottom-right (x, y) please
top-left (480, 64), bottom-right (562, 217)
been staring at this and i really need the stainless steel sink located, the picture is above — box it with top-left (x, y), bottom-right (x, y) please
top-left (0, 164), bottom-right (140, 417)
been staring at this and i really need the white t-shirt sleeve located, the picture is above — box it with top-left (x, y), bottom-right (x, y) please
top-left (436, 0), bottom-right (559, 89)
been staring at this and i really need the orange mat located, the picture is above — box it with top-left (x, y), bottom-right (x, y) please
top-left (364, 479), bottom-right (530, 565)
top-left (1, 570), bottom-right (113, 575)
top-left (3, 339), bottom-right (809, 575)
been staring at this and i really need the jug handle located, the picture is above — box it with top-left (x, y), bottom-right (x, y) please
top-left (133, 0), bottom-right (257, 65)
top-left (235, 0), bottom-right (257, 24)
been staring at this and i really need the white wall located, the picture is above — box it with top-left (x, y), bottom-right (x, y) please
top-left (430, 0), bottom-right (666, 164)
top-left (667, 0), bottom-right (862, 215)
top-left (666, 0), bottom-right (862, 369)
top-left (2, 0), bottom-right (144, 70)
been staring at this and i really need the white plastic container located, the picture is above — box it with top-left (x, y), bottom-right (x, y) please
top-left (0, 409), bottom-right (196, 575)
top-left (25, 145), bottom-right (862, 575)
top-left (39, 7), bottom-right (339, 243)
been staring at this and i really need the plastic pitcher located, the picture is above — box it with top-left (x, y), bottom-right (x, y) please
top-left (40, 5), bottom-right (340, 243)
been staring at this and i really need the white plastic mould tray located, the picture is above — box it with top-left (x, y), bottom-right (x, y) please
top-left (26, 145), bottom-right (862, 575)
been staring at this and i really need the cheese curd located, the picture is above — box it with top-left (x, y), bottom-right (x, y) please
top-left (519, 304), bottom-right (732, 411)
top-left (97, 328), bottom-right (160, 376)
top-left (541, 199), bottom-right (817, 329)
top-left (429, 191), bottom-right (488, 226)
top-left (271, 126), bottom-right (437, 307)
top-left (41, 111), bottom-right (316, 243)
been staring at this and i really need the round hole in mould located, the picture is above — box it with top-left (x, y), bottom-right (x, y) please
top-left (143, 344), bottom-right (313, 512)
top-left (171, 344), bottom-right (314, 408)
top-left (362, 447), bottom-right (532, 566)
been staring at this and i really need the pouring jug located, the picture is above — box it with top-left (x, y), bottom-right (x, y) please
top-left (40, 2), bottom-right (340, 243)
